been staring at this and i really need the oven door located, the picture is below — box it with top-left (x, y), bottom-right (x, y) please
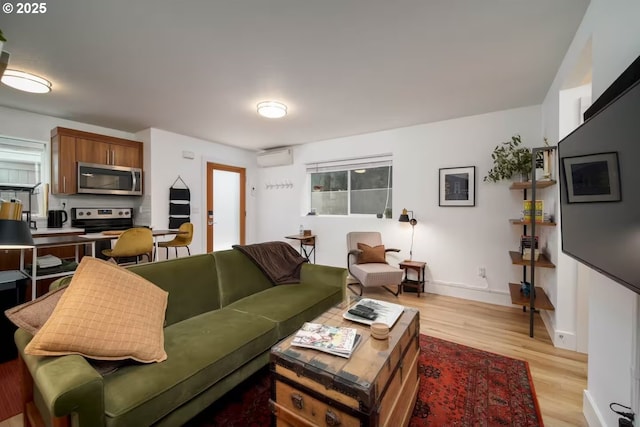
top-left (77, 162), bottom-right (142, 195)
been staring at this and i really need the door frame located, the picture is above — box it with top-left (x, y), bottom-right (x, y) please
top-left (206, 162), bottom-right (246, 252)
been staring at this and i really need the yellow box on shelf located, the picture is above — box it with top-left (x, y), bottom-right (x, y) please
top-left (523, 200), bottom-right (543, 222)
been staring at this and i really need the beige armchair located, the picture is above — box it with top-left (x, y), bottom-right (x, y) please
top-left (346, 231), bottom-right (404, 296)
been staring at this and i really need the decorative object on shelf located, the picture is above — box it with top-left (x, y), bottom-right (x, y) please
top-left (561, 151), bottom-right (621, 203)
top-left (439, 166), bottom-right (476, 206)
top-left (169, 176), bottom-right (190, 229)
top-left (520, 281), bottom-right (535, 298)
top-left (484, 135), bottom-right (533, 182)
top-left (522, 200), bottom-right (544, 222)
top-left (398, 208), bottom-right (417, 260)
top-left (0, 219), bottom-right (34, 248)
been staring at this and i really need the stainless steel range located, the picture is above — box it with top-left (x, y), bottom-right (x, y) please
top-left (71, 208), bottom-right (134, 259)
top-left (71, 208), bottom-right (134, 233)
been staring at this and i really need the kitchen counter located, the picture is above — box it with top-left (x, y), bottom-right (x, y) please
top-left (32, 227), bottom-right (85, 236)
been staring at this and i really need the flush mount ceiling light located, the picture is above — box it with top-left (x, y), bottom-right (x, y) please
top-left (257, 101), bottom-right (287, 119)
top-left (1, 69), bottom-right (52, 93)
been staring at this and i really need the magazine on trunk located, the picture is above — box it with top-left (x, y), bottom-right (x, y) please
top-left (291, 322), bottom-right (360, 358)
top-left (342, 298), bottom-right (406, 328)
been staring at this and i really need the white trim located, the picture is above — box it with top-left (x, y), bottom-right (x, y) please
top-left (583, 390), bottom-right (606, 427)
top-left (426, 280), bottom-right (512, 307)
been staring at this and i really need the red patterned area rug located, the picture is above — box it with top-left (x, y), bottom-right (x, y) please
top-left (0, 358), bottom-right (20, 421)
top-left (187, 334), bottom-right (543, 426)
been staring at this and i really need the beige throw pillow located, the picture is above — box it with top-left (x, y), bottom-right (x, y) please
top-left (357, 243), bottom-right (387, 264)
top-left (25, 257), bottom-right (168, 363)
top-left (5, 286), bottom-right (67, 335)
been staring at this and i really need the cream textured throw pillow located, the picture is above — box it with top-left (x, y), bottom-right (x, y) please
top-left (25, 257), bottom-right (168, 363)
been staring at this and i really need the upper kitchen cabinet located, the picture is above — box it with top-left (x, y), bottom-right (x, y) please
top-left (51, 132), bottom-right (77, 195)
top-left (50, 128), bottom-right (144, 194)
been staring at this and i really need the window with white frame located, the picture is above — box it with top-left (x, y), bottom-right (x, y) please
top-left (306, 155), bottom-right (393, 216)
top-left (0, 137), bottom-right (47, 216)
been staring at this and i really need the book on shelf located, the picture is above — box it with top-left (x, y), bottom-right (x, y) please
top-left (522, 200), bottom-right (544, 222)
top-left (291, 322), bottom-right (360, 358)
top-left (342, 298), bottom-right (405, 328)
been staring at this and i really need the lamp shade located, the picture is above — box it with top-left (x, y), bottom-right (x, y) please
top-left (0, 220), bottom-right (34, 248)
top-left (398, 208), bottom-right (417, 226)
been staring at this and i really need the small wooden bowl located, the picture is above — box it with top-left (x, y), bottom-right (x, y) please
top-left (370, 322), bottom-right (389, 340)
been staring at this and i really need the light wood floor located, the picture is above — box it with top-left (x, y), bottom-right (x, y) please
top-left (0, 289), bottom-right (588, 427)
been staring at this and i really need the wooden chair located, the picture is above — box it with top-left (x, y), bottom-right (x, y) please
top-left (102, 227), bottom-right (153, 264)
top-left (346, 231), bottom-right (404, 296)
top-left (158, 222), bottom-right (193, 259)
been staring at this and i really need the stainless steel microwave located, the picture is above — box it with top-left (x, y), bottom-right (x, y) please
top-left (77, 162), bottom-right (143, 195)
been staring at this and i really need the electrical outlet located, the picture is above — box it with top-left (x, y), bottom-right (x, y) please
top-left (478, 267), bottom-right (486, 278)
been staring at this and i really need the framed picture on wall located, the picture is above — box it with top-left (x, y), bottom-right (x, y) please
top-left (439, 166), bottom-right (476, 207)
top-left (562, 152), bottom-right (621, 203)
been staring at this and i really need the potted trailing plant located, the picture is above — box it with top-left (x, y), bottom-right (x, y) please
top-left (0, 28), bottom-right (6, 53)
top-left (483, 135), bottom-right (533, 182)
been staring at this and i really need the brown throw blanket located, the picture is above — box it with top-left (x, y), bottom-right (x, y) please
top-left (232, 241), bottom-right (308, 285)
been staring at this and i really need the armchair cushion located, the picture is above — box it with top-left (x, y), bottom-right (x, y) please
top-left (356, 243), bottom-right (387, 264)
top-left (25, 257), bottom-right (168, 363)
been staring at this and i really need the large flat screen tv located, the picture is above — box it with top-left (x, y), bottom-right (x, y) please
top-left (558, 76), bottom-right (640, 294)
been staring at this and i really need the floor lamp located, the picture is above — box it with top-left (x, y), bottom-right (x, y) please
top-left (398, 208), bottom-right (417, 260)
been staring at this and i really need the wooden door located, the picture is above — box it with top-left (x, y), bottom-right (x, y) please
top-left (206, 163), bottom-right (245, 252)
top-left (111, 143), bottom-right (142, 168)
top-left (51, 135), bottom-right (77, 194)
top-left (76, 138), bottom-right (111, 165)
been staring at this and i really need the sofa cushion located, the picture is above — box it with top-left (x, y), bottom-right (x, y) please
top-left (213, 249), bottom-right (273, 306)
top-left (226, 284), bottom-right (343, 338)
top-left (128, 253), bottom-right (220, 326)
top-left (25, 257), bottom-right (168, 363)
top-left (102, 308), bottom-right (278, 427)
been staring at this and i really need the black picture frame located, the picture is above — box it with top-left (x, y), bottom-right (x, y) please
top-left (439, 166), bottom-right (476, 207)
top-left (562, 152), bottom-right (621, 203)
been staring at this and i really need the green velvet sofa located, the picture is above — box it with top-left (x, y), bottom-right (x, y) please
top-left (14, 249), bottom-right (346, 427)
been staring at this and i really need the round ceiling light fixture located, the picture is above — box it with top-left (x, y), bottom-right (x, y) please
top-left (257, 101), bottom-right (287, 119)
top-left (1, 69), bottom-right (52, 93)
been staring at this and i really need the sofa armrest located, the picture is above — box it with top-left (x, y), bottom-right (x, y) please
top-left (300, 264), bottom-right (347, 290)
top-left (15, 328), bottom-right (105, 427)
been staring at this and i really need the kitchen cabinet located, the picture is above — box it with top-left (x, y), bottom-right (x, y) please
top-left (51, 133), bottom-right (77, 195)
top-left (50, 127), bottom-right (143, 195)
top-left (76, 136), bottom-right (142, 168)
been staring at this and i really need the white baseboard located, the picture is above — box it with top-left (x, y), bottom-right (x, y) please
top-left (426, 281), bottom-right (511, 307)
top-left (539, 309), bottom-right (577, 351)
top-left (583, 390), bottom-right (606, 427)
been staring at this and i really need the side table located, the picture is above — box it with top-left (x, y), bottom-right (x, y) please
top-left (399, 260), bottom-right (427, 297)
top-left (284, 234), bottom-right (316, 263)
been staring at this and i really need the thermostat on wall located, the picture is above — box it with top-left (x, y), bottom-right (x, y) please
top-left (182, 150), bottom-right (195, 159)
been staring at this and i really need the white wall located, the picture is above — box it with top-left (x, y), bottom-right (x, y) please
top-left (257, 105), bottom-right (543, 307)
top-left (142, 128), bottom-right (258, 259)
top-left (541, 0), bottom-right (640, 425)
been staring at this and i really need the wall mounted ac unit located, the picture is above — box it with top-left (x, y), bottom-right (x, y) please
top-left (256, 148), bottom-right (293, 167)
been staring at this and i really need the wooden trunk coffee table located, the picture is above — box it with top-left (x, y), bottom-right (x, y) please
top-left (270, 299), bottom-right (420, 427)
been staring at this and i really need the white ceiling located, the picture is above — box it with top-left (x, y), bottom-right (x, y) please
top-left (0, 0), bottom-right (589, 151)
